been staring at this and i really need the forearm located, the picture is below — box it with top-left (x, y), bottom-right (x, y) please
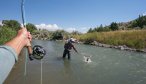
top-left (73, 47), bottom-right (78, 52)
top-left (5, 35), bottom-right (27, 56)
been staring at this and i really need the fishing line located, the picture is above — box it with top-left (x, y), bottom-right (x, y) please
top-left (41, 59), bottom-right (43, 84)
top-left (24, 49), bottom-right (28, 76)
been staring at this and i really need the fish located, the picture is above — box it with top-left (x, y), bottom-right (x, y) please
top-left (84, 55), bottom-right (92, 63)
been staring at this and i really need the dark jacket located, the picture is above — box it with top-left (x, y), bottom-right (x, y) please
top-left (64, 42), bottom-right (73, 51)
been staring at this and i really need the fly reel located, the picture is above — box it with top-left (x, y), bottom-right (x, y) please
top-left (29, 45), bottom-right (46, 60)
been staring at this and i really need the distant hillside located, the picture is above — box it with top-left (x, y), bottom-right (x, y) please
top-left (87, 15), bottom-right (146, 33)
top-left (118, 15), bottom-right (146, 29)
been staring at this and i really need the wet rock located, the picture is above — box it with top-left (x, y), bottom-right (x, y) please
top-left (102, 44), bottom-right (111, 48)
top-left (118, 46), bottom-right (124, 50)
top-left (144, 48), bottom-right (146, 53)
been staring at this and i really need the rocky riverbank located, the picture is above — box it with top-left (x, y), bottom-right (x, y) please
top-left (87, 41), bottom-right (146, 53)
top-left (31, 34), bottom-right (146, 53)
top-left (32, 33), bottom-right (49, 40)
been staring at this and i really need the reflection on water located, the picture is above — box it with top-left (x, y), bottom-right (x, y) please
top-left (4, 40), bottom-right (146, 84)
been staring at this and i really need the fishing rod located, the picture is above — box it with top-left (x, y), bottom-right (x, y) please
top-left (21, 1), bottom-right (46, 84)
top-left (21, 0), bottom-right (46, 61)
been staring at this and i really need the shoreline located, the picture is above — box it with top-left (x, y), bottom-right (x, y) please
top-left (81, 41), bottom-right (146, 53)
top-left (33, 37), bottom-right (146, 53)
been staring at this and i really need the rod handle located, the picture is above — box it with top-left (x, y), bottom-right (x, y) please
top-left (27, 45), bottom-right (34, 61)
top-left (27, 46), bottom-right (33, 55)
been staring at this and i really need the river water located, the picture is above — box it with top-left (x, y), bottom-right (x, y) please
top-left (4, 40), bottom-right (146, 84)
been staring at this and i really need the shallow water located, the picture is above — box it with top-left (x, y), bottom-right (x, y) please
top-left (4, 40), bottom-right (146, 84)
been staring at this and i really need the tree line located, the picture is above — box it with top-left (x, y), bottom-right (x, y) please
top-left (0, 20), bottom-right (79, 42)
top-left (87, 15), bottom-right (146, 33)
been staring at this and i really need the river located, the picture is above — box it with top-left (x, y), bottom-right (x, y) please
top-left (4, 40), bottom-right (146, 84)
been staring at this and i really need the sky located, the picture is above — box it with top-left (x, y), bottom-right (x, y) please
top-left (0, 0), bottom-right (146, 33)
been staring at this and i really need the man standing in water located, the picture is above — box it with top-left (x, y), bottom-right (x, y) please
top-left (63, 38), bottom-right (78, 59)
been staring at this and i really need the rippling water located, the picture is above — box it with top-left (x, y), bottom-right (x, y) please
top-left (4, 40), bottom-right (146, 84)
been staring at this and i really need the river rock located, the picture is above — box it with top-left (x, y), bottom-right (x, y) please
top-left (118, 46), bottom-right (125, 50)
top-left (102, 44), bottom-right (111, 48)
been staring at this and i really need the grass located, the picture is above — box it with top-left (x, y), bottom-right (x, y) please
top-left (73, 30), bottom-right (146, 49)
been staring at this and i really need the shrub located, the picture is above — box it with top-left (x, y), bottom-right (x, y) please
top-left (0, 27), bottom-right (16, 44)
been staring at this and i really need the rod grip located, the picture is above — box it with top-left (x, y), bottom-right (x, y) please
top-left (25, 32), bottom-right (33, 55)
top-left (27, 46), bottom-right (33, 55)
top-left (27, 45), bottom-right (34, 61)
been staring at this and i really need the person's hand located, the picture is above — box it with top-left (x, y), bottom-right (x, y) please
top-left (5, 28), bottom-right (32, 55)
top-left (17, 28), bottom-right (32, 46)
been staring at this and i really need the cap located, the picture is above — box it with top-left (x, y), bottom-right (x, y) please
top-left (68, 38), bottom-right (76, 43)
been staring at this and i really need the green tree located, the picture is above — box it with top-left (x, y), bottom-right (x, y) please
top-left (110, 22), bottom-right (119, 31)
top-left (0, 26), bottom-right (16, 44)
top-left (71, 30), bottom-right (81, 35)
top-left (102, 26), bottom-right (110, 32)
top-left (135, 15), bottom-right (146, 28)
top-left (2, 20), bottom-right (21, 31)
top-left (96, 24), bottom-right (103, 32)
top-left (93, 27), bottom-right (98, 32)
top-left (0, 25), bottom-right (2, 29)
top-left (51, 30), bottom-right (63, 40)
top-left (87, 28), bottom-right (93, 33)
top-left (26, 23), bottom-right (37, 33)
